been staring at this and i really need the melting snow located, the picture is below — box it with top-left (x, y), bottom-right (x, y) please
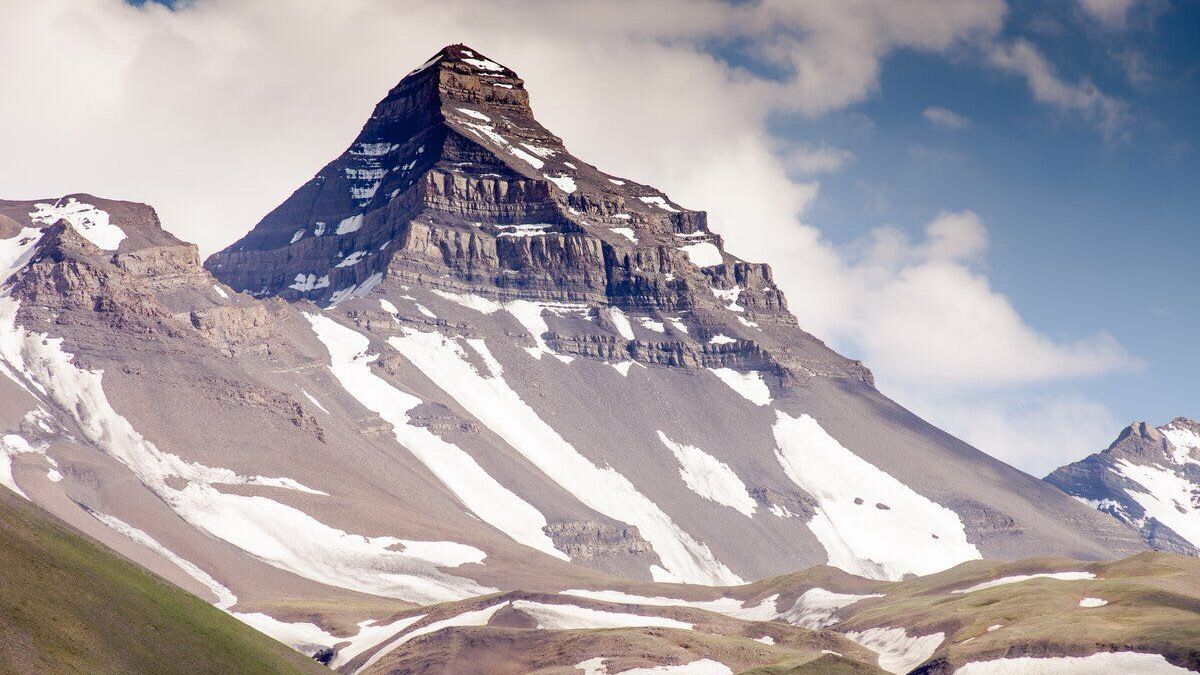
top-left (619, 660), bottom-right (733, 674)
top-left (336, 250), bottom-right (368, 267)
top-left (212, 284), bottom-right (230, 299)
top-left (772, 411), bottom-right (980, 580)
top-left (608, 308), bottom-right (636, 340)
top-left (29, 198), bottom-right (126, 250)
top-left (712, 287), bottom-right (744, 312)
top-left (300, 389), bottom-right (330, 414)
top-left (956, 652), bottom-right (1192, 674)
top-left (327, 272), bottom-right (383, 306)
top-left (1, 433), bottom-right (52, 499)
top-left (636, 317), bottom-right (665, 333)
top-left (336, 214), bottom-right (364, 234)
top-left (544, 173), bottom-right (577, 193)
top-left (845, 627), bottom-right (944, 674)
top-left (355, 603), bottom-right (505, 674)
top-left (755, 635), bottom-right (774, 645)
top-left (511, 600), bottom-right (692, 630)
top-left (387, 327), bottom-right (741, 584)
top-left (608, 178), bottom-right (626, 185)
top-left (707, 368), bottom-right (771, 406)
top-left (708, 334), bottom-right (736, 345)
top-left (519, 142), bottom-right (556, 158)
top-left (558, 589), bottom-right (777, 622)
top-left (432, 290), bottom-right (504, 314)
top-left (668, 318), bottom-right (689, 334)
top-left (290, 229), bottom-right (305, 244)
top-left (776, 588), bottom-right (883, 629)
top-left (304, 313), bottom-right (566, 562)
top-left (1163, 423), bottom-right (1200, 465)
top-left (610, 227), bottom-right (637, 243)
top-left (88, 509), bottom-right (238, 610)
top-left (1114, 458), bottom-right (1200, 548)
top-left (289, 273), bottom-right (330, 292)
top-left (679, 242), bottom-right (722, 267)
top-left (1079, 597), bottom-right (1108, 607)
top-left (657, 431), bottom-right (755, 516)
top-left (951, 572), bottom-right (1095, 594)
top-left (456, 107), bottom-right (491, 121)
top-left (639, 196), bottom-right (680, 212)
top-left (462, 56), bottom-right (505, 72)
top-left (496, 223), bottom-right (552, 238)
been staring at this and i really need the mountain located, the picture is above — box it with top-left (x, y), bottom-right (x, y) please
top-left (0, 44), bottom-right (1167, 671)
top-left (0, 484), bottom-right (325, 674)
top-left (1047, 418), bottom-right (1200, 556)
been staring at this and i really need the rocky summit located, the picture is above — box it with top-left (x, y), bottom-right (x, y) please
top-left (1048, 417), bottom-right (1200, 557)
top-left (0, 45), bottom-right (1186, 673)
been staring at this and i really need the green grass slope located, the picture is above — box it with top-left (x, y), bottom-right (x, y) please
top-left (0, 487), bottom-right (326, 675)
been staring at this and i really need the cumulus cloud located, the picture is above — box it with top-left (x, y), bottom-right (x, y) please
top-left (1076, 0), bottom-right (1139, 28)
top-left (782, 142), bottom-right (856, 175)
top-left (922, 106), bottom-right (971, 129)
top-left (825, 211), bottom-right (1141, 390)
top-left (892, 387), bottom-right (1124, 476)
top-left (986, 39), bottom-right (1128, 139)
top-left (0, 0), bottom-right (1140, 473)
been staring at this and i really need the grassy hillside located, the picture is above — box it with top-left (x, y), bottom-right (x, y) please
top-left (0, 487), bottom-right (325, 675)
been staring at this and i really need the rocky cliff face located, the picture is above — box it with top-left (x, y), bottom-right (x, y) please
top-left (1047, 418), bottom-right (1200, 556)
top-left (205, 44), bottom-right (867, 386)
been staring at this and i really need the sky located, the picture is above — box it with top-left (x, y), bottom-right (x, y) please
top-left (1, 0), bottom-right (1195, 476)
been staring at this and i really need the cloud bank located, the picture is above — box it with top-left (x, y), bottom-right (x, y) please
top-left (0, 0), bottom-right (1139, 471)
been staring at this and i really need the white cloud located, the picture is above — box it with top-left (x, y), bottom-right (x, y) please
top-left (922, 106), bottom-right (971, 129)
top-left (0, 0), bottom-right (1140, 475)
top-left (783, 142), bottom-right (855, 174)
top-left (892, 388), bottom-right (1123, 476)
top-left (1076, 0), bottom-right (1139, 28)
top-left (827, 211), bottom-right (1141, 390)
top-left (986, 39), bottom-right (1128, 139)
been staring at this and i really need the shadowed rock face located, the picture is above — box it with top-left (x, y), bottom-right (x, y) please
top-left (0, 43), bottom-right (1156, 673)
top-left (1047, 418), bottom-right (1200, 556)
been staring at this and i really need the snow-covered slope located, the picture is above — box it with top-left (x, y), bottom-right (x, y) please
top-left (0, 43), bottom-right (1151, 671)
top-left (1047, 418), bottom-right (1200, 556)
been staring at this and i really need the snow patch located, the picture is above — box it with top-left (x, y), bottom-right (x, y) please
top-left (610, 227), bottom-right (637, 243)
top-left (951, 572), bottom-right (1095, 594)
top-left (300, 389), bottom-right (330, 414)
top-left (639, 196), bottom-right (680, 212)
top-left (289, 273), bottom-right (330, 292)
top-left (336, 250), bottom-right (368, 267)
top-left (511, 600), bottom-right (692, 631)
top-left (29, 198), bottom-right (126, 250)
top-left (558, 589), bottom-right (776, 622)
top-left (456, 107), bottom-right (491, 121)
top-left (657, 431), bottom-right (755, 516)
top-left (355, 603), bottom-right (505, 674)
top-left (679, 242), bottom-right (722, 267)
top-left (956, 652), bottom-right (1192, 674)
top-left (772, 411), bottom-right (980, 580)
top-left (1079, 597), bottom-right (1108, 608)
top-left (544, 173), bottom-right (577, 193)
top-left (776, 588), bottom-right (883, 629)
top-left (304, 313), bottom-right (566, 562)
top-left (845, 627), bottom-right (943, 674)
top-left (336, 214), bottom-right (364, 234)
top-left (1, 433), bottom-right (52, 499)
top-left (707, 368), bottom-right (771, 406)
top-left (387, 327), bottom-right (741, 585)
top-left (608, 307), bottom-right (635, 340)
top-left (1115, 458), bottom-right (1200, 548)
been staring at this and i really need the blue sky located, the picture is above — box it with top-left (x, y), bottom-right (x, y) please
top-left (773, 0), bottom-right (1197, 434)
top-left (6, 0), bottom-right (1194, 474)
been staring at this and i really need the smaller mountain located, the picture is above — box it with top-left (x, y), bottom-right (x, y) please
top-left (1046, 418), bottom-right (1200, 556)
top-left (0, 485), bottom-right (325, 675)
